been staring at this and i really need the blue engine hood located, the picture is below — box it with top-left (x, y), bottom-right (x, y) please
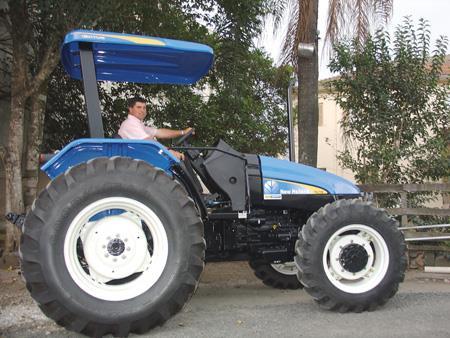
top-left (259, 156), bottom-right (360, 195)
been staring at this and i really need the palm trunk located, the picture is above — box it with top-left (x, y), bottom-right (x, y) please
top-left (297, 0), bottom-right (319, 167)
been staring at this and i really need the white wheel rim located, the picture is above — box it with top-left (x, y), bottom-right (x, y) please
top-left (64, 197), bottom-right (168, 301)
top-left (271, 261), bottom-right (298, 276)
top-left (322, 224), bottom-right (389, 294)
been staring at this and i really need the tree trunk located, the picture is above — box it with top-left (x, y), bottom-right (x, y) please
top-left (3, 0), bottom-right (59, 254)
top-left (4, 0), bottom-right (28, 254)
top-left (4, 68), bottom-right (26, 253)
top-left (297, 0), bottom-right (319, 167)
top-left (24, 85), bottom-right (48, 210)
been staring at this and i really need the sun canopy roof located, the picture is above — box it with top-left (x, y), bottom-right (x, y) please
top-left (61, 30), bottom-right (214, 85)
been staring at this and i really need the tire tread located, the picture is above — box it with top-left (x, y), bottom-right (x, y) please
top-left (20, 157), bottom-right (205, 337)
top-left (295, 199), bottom-right (406, 313)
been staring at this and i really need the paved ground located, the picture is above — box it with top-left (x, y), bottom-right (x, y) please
top-left (1, 262), bottom-right (450, 338)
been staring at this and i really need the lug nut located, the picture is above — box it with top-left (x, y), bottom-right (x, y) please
top-left (122, 255), bottom-right (127, 259)
top-left (126, 247), bottom-right (131, 251)
top-left (104, 253), bottom-right (109, 258)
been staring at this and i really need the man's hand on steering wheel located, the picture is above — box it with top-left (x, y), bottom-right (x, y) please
top-left (174, 127), bottom-right (195, 146)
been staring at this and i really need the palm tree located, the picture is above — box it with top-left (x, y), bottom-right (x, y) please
top-left (273, 0), bottom-right (393, 166)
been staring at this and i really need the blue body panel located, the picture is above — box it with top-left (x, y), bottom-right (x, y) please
top-left (42, 139), bottom-right (179, 179)
top-left (61, 30), bottom-right (214, 85)
top-left (259, 156), bottom-right (360, 195)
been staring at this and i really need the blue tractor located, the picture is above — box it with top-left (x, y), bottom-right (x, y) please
top-left (19, 30), bottom-right (406, 337)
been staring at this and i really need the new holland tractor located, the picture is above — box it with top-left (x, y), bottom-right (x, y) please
top-left (15, 30), bottom-right (406, 337)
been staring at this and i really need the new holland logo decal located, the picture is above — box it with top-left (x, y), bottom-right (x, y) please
top-left (263, 179), bottom-right (327, 200)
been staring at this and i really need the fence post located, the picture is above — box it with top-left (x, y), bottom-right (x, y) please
top-left (400, 191), bottom-right (408, 226)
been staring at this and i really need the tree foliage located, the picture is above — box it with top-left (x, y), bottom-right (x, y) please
top-left (43, 0), bottom-right (290, 157)
top-left (276, 0), bottom-right (394, 67)
top-left (264, 0), bottom-right (394, 167)
top-left (1, 0), bottom-right (289, 255)
top-left (329, 18), bottom-right (449, 184)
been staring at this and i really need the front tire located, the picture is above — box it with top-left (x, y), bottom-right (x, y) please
top-left (249, 259), bottom-right (303, 289)
top-left (20, 157), bottom-right (205, 336)
top-left (295, 199), bottom-right (406, 312)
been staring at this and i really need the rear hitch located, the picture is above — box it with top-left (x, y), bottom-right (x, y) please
top-left (5, 212), bottom-right (26, 230)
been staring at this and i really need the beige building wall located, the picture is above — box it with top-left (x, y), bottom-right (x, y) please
top-left (292, 94), bottom-right (356, 183)
top-left (316, 96), bottom-right (356, 182)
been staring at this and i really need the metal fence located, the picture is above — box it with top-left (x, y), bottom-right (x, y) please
top-left (359, 183), bottom-right (450, 242)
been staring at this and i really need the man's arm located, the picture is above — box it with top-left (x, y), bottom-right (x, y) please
top-left (155, 127), bottom-right (192, 140)
top-left (142, 137), bottom-right (185, 161)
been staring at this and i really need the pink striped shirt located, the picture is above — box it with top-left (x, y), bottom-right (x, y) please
top-left (118, 114), bottom-right (158, 140)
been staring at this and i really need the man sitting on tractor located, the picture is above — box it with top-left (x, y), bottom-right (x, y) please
top-left (118, 96), bottom-right (192, 160)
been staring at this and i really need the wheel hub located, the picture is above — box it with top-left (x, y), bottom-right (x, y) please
top-left (322, 224), bottom-right (390, 294)
top-left (339, 244), bottom-right (369, 273)
top-left (64, 197), bottom-right (169, 301)
top-left (107, 238), bottom-right (125, 256)
top-left (81, 213), bottom-right (150, 281)
top-left (271, 261), bottom-right (298, 275)
top-left (328, 234), bottom-right (373, 281)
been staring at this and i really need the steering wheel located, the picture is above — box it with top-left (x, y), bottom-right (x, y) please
top-left (174, 128), bottom-right (195, 146)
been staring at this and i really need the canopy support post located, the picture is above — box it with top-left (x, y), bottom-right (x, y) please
top-left (79, 42), bottom-right (105, 138)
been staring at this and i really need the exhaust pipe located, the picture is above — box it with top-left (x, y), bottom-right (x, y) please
top-left (287, 78), bottom-right (297, 162)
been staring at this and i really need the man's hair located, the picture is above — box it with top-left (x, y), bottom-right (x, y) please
top-left (127, 96), bottom-right (146, 108)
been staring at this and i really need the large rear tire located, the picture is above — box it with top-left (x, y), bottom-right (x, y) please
top-left (295, 199), bottom-right (406, 312)
top-left (20, 157), bottom-right (205, 337)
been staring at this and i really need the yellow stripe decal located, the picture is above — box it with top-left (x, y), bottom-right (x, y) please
top-left (107, 34), bottom-right (166, 46)
top-left (271, 179), bottom-right (328, 195)
top-left (78, 32), bottom-right (166, 46)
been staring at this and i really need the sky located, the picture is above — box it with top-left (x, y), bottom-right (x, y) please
top-left (259, 0), bottom-right (450, 79)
